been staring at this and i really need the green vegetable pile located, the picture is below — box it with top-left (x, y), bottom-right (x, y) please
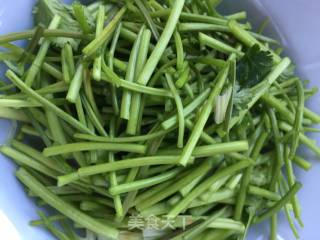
top-left (0, 0), bottom-right (320, 239)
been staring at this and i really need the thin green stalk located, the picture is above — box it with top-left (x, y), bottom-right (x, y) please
top-left (37, 211), bottom-right (70, 240)
top-left (44, 80), bottom-right (68, 146)
top-left (248, 186), bottom-right (281, 201)
top-left (261, 94), bottom-right (295, 125)
top-left (74, 127), bottom-right (173, 143)
top-left (0, 145), bottom-right (58, 178)
top-left (75, 97), bottom-right (87, 126)
top-left (46, 109), bottom-right (67, 145)
top-left (0, 29), bottom-right (92, 44)
top-left (175, 63), bottom-right (190, 88)
top-left (61, 45), bottom-right (72, 84)
top-left (0, 82), bottom-right (15, 91)
top-left (185, 119), bottom-right (216, 144)
top-left (280, 175), bottom-right (300, 239)
top-left (83, 7), bottom-right (126, 56)
top-left (10, 140), bottom-right (64, 173)
top-left (108, 117), bottom-right (124, 219)
top-left (268, 108), bottom-right (284, 190)
top-left (30, 215), bottom-right (66, 226)
top-left (149, 59), bottom-right (176, 85)
top-left (100, 70), bottom-right (172, 98)
top-left (161, 88), bottom-right (211, 129)
top-left (254, 182), bottom-right (302, 224)
top-left (119, 27), bottom-right (136, 42)
top-left (19, 25), bottom-right (45, 66)
top-left (179, 63), bottom-right (229, 166)
top-left (200, 175), bottom-right (231, 201)
top-left (80, 201), bottom-right (110, 212)
top-left (20, 125), bottom-right (39, 137)
top-left (0, 52), bottom-right (20, 61)
top-left (42, 62), bottom-right (64, 81)
top-left (43, 142), bottom-right (146, 157)
top-left (134, 180), bottom-right (173, 206)
top-left (25, 15), bottom-right (61, 86)
top-left (166, 73), bottom-right (185, 148)
top-left (190, 189), bottom-right (235, 208)
top-left (303, 107), bottom-right (320, 123)
top-left (279, 121), bottom-right (320, 157)
top-left (93, 5), bottom-right (106, 81)
top-left (16, 168), bottom-right (119, 239)
top-left (207, 218), bottom-right (245, 232)
top-left (290, 80), bottom-right (304, 159)
top-left (199, 32), bottom-right (244, 56)
top-left (270, 214), bottom-right (277, 240)
top-left (293, 155), bottom-right (312, 171)
top-left (158, 141), bottom-right (249, 158)
top-left (150, 10), bottom-right (227, 25)
top-left (226, 11), bottom-right (247, 20)
top-left (168, 160), bottom-right (251, 218)
top-left (174, 30), bottom-right (184, 70)
top-left (81, 95), bottom-right (107, 136)
top-left (108, 23), bottom-right (122, 115)
top-left (172, 207), bottom-right (229, 240)
top-left (134, 0), bottom-right (159, 39)
top-left (284, 146), bottom-right (301, 224)
top-left (250, 32), bottom-right (279, 45)
top-left (0, 99), bottom-right (41, 108)
top-left (234, 132), bottom-right (268, 220)
top-left (6, 70), bottom-right (92, 134)
top-left (203, 229), bottom-right (234, 240)
top-left (23, 109), bottom-right (51, 147)
top-left (83, 71), bottom-right (103, 124)
top-left (179, 23), bottom-right (229, 32)
top-left (127, 28), bottom-right (152, 135)
top-left (0, 98), bottom-right (67, 107)
top-left (109, 168), bottom-right (182, 195)
top-left (120, 26), bottom-right (144, 120)
top-left (224, 58), bottom-right (236, 138)
top-left (228, 20), bottom-right (280, 62)
top-left (136, 161), bottom-right (211, 210)
top-left (183, 83), bottom-right (194, 99)
top-left (58, 156), bottom-right (181, 186)
top-left (66, 63), bottom-right (84, 103)
top-left (137, 0), bottom-right (185, 85)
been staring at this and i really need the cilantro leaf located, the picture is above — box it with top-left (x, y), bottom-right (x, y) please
top-left (34, 0), bottom-right (93, 50)
top-left (232, 82), bottom-right (253, 117)
top-left (236, 44), bottom-right (273, 88)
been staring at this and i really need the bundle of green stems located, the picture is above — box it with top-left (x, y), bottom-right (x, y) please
top-left (0, 0), bottom-right (319, 239)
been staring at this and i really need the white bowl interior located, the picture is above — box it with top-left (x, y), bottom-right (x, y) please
top-left (0, 0), bottom-right (319, 239)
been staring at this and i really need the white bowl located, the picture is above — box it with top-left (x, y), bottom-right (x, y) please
top-left (0, 0), bottom-right (319, 239)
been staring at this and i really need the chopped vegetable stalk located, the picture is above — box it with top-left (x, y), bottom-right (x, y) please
top-left (120, 26), bottom-right (144, 120)
top-left (16, 168), bottom-right (119, 239)
top-left (0, 1), bottom-right (319, 239)
top-left (92, 5), bottom-right (105, 81)
top-left (137, 0), bottom-right (185, 85)
top-left (25, 15), bottom-right (61, 87)
top-left (83, 7), bottom-right (126, 56)
top-left (66, 63), bottom-right (84, 103)
top-left (179, 63), bottom-right (229, 166)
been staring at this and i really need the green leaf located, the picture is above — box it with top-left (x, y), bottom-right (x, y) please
top-left (236, 44), bottom-right (273, 88)
top-left (34, 0), bottom-right (93, 50)
top-left (232, 83), bottom-right (253, 117)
